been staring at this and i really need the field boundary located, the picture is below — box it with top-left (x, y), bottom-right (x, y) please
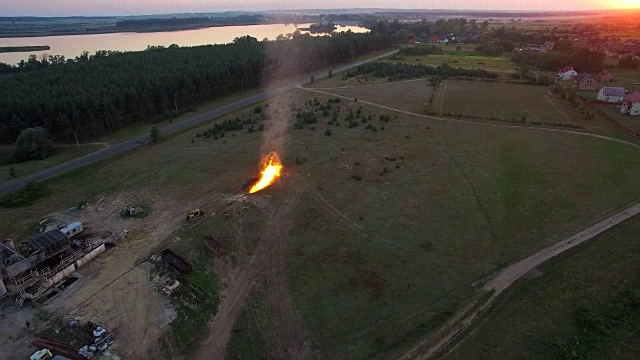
top-left (585, 100), bottom-right (639, 138)
top-left (299, 86), bottom-right (640, 150)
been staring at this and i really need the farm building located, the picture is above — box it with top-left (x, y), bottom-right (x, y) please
top-left (575, 74), bottom-right (598, 90)
top-left (621, 92), bottom-right (640, 116)
top-left (596, 70), bottom-right (615, 82)
top-left (597, 87), bottom-right (626, 103)
top-left (558, 67), bottom-right (578, 80)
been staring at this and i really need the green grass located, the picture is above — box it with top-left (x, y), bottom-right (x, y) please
top-left (280, 91), bottom-right (640, 359)
top-left (1, 86), bottom-right (639, 359)
top-left (597, 104), bottom-right (640, 133)
top-left (445, 217), bottom-right (640, 360)
top-left (226, 286), bottom-right (270, 360)
top-left (166, 265), bottom-right (221, 353)
top-left (0, 145), bottom-right (104, 183)
top-left (385, 53), bottom-right (517, 78)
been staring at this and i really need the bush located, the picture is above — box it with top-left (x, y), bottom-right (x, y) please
top-left (9, 167), bottom-right (16, 179)
top-left (254, 106), bottom-right (263, 114)
top-left (13, 127), bottom-right (54, 163)
top-left (150, 126), bottom-right (161, 143)
top-left (0, 182), bottom-right (50, 208)
top-left (325, 129), bottom-right (332, 136)
top-left (351, 174), bottom-right (362, 181)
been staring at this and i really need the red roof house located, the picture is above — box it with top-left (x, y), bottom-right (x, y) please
top-left (431, 36), bottom-right (441, 43)
top-left (596, 70), bottom-right (615, 82)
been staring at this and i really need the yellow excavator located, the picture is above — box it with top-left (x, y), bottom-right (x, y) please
top-left (186, 209), bottom-right (205, 223)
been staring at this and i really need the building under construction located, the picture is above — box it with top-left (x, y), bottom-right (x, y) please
top-left (0, 222), bottom-right (107, 307)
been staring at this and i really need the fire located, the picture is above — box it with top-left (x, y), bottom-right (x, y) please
top-left (249, 152), bottom-right (283, 194)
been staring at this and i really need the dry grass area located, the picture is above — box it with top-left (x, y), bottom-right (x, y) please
top-left (319, 79), bottom-right (433, 113)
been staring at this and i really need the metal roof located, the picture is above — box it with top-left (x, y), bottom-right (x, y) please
top-left (28, 229), bottom-right (68, 257)
top-left (600, 87), bottom-right (626, 97)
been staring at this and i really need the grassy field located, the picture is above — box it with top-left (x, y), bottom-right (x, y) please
top-left (322, 79), bottom-right (433, 113)
top-left (281, 92), bottom-right (640, 358)
top-left (431, 79), bottom-right (637, 137)
top-left (385, 47), bottom-right (517, 78)
top-left (596, 104), bottom-right (640, 133)
top-left (2, 83), bottom-right (640, 359)
top-left (445, 216), bottom-right (640, 360)
top-left (0, 144), bottom-right (105, 183)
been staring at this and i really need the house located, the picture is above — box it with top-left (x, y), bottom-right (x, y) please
top-left (431, 36), bottom-right (441, 44)
top-left (575, 74), bottom-right (598, 90)
top-left (558, 67), bottom-right (578, 80)
top-left (596, 70), bottom-right (615, 82)
top-left (597, 87), bottom-right (626, 103)
top-left (621, 92), bottom-right (640, 116)
top-left (408, 38), bottom-right (417, 45)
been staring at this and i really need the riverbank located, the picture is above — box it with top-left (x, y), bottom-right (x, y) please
top-left (0, 45), bottom-right (50, 53)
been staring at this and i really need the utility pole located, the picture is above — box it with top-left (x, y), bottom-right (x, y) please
top-left (174, 98), bottom-right (178, 115)
top-left (73, 131), bottom-right (80, 150)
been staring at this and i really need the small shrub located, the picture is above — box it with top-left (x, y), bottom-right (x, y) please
top-left (0, 182), bottom-right (50, 208)
top-left (150, 126), bottom-right (161, 143)
top-left (325, 129), bottom-right (332, 136)
top-left (9, 167), bottom-right (16, 179)
top-left (351, 174), bottom-right (362, 181)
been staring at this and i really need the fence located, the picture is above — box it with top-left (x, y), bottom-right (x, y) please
top-left (585, 100), bottom-right (640, 137)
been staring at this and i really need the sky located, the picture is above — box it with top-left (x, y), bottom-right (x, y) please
top-left (1, 0), bottom-right (637, 16)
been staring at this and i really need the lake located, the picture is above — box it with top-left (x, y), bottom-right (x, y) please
top-left (0, 23), bottom-right (368, 65)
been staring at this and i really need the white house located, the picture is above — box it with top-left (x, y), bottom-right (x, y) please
top-left (621, 92), bottom-right (640, 116)
top-left (557, 67), bottom-right (578, 80)
top-left (597, 87), bottom-right (626, 103)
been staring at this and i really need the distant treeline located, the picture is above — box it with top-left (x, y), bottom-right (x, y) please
top-left (347, 62), bottom-right (499, 81)
top-left (399, 44), bottom-right (443, 56)
top-left (0, 45), bottom-right (50, 53)
top-left (0, 33), bottom-right (400, 144)
top-left (115, 15), bottom-right (264, 29)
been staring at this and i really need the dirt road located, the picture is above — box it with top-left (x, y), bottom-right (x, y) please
top-left (194, 184), bottom-right (307, 359)
top-left (401, 201), bottom-right (640, 359)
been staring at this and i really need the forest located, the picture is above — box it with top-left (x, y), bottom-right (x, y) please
top-left (0, 32), bottom-right (400, 144)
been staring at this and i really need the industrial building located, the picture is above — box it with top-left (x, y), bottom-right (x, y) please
top-left (1, 222), bottom-right (107, 307)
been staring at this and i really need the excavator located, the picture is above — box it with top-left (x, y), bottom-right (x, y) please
top-left (186, 209), bottom-right (205, 223)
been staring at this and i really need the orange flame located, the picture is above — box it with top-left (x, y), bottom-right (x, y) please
top-left (249, 152), bottom-right (283, 194)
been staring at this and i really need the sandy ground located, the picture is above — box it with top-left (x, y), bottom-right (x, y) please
top-left (401, 201), bottom-right (640, 359)
top-left (0, 191), bottom-right (188, 359)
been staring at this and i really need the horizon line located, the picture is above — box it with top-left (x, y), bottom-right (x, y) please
top-left (2, 7), bottom-right (640, 18)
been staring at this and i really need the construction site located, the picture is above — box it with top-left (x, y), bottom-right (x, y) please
top-left (0, 190), bottom-right (226, 360)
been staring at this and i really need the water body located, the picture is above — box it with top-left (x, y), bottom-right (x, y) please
top-left (0, 23), bottom-right (368, 65)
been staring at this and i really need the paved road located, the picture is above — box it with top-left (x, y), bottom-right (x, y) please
top-left (0, 50), bottom-right (398, 194)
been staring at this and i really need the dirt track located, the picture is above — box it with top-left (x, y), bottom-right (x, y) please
top-left (400, 201), bottom-right (640, 359)
top-left (194, 181), bottom-right (310, 359)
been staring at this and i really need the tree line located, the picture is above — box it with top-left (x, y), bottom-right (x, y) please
top-left (0, 32), bottom-right (400, 144)
top-left (347, 62), bottom-right (499, 81)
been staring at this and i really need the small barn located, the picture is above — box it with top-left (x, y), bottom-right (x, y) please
top-left (597, 87), bottom-right (626, 103)
top-left (596, 70), bottom-right (615, 82)
top-left (621, 92), bottom-right (640, 116)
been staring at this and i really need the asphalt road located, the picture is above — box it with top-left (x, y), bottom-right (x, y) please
top-left (0, 50), bottom-right (398, 194)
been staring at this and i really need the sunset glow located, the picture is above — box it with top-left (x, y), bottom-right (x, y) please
top-left (608, 0), bottom-right (640, 8)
